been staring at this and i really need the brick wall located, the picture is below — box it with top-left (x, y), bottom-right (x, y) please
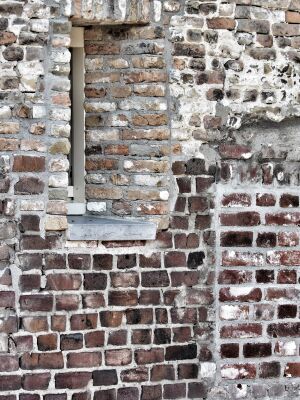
top-left (1, 0), bottom-right (300, 399)
top-left (84, 25), bottom-right (170, 225)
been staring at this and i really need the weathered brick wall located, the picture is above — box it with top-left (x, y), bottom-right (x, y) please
top-left (1, 0), bottom-right (300, 399)
top-left (84, 25), bottom-right (170, 225)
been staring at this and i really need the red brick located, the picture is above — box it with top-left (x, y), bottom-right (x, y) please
top-left (46, 274), bottom-right (82, 290)
top-left (68, 254), bottom-right (91, 270)
top-left (108, 330), bottom-right (127, 346)
top-left (121, 367), bottom-right (148, 383)
top-left (154, 328), bottom-right (171, 345)
top-left (15, 177), bottom-right (44, 195)
top-left (221, 231), bottom-right (253, 247)
top-left (196, 177), bottom-right (214, 192)
top-left (207, 17), bottom-right (235, 30)
top-left (139, 290), bottom-right (160, 305)
top-left (20, 352), bottom-right (64, 370)
top-left (285, 363), bottom-right (300, 377)
top-left (188, 196), bottom-right (208, 212)
top-left (51, 315), bottom-right (66, 332)
top-left (132, 329), bottom-right (151, 345)
top-left (219, 144), bottom-right (252, 159)
top-left (266, 212), bottom-right (300, 225)
top-left (164, 252), bottom-right (186, 268)
top-left (0, 355), bottom-right (18, 372)
top-left (222, 193), bottom-right (251, 207)
top-left (21, 316), bottom-right (48, 333)
top-left (267, 251), bottom-right (300, 266)
top-left (19, 274), bottom-right (41, 291)
top-left (166, 344), bottom-right (197, 361)
top-left (11, 335), bottom-right (33, 352)
top-left (151, 365), bottom-right (175, 381)
top-left (56, 294), bottom-right (80, 311)
top-left (117, 387), bottom-right (138, 400)
top-left (111, 272), bottom-right (139, 288)
top-left (13, 156), bottom-right (45, 172)
top-left (60, 333), bottom-right (83, 350)
top-left (171, 271), bottom-right (199, 287)
top-left (278, 304), bottom-right (297, 319)
top-left (277, 270), bottom-right (297, 284)
top-left (280, 194), bottom-right (299, 207)
top-left (85, 331), bottom-right (105, 348)
top-left (256, 193), bottom-right (276, 207)
top-left (100, 311), bottom-right (123, 327)
top-left (0, 375), bottom-right (21, 391)
top-left (72, 393), bottom-right (90, 400)
top-left (22, 373), bottom-right (51, 390)
top-left (222, 250), bottom-right (264, 266)
top-left (0, 291), bottom-right (15, 308)
top-left (141, 271), bottom-right (169, 287)
top-left (84, 273), bottom-right (107, 290)
top-left (139, 253), bottom-right (161, 268)
top-left (188, 382), bottom-right (208, 399)
top-left (93, 254), bottom-right (113, 270)
top-left (55, 372), bottom-right (92, 389)
top-left (278, 232), bottom-right (299, 246)
top-left (267, 322), bottom-right (300, 337)
top-left (108, 290), bottom-right (138, 306)
top-left (117, 254), bottom-right (136, 269)
top-left (37, 334), bottom-right (57, 351)
top-left (256, 232), bottom-right (276, 247)
top-left (220, 212), bottom-right (260, 226)
top-left (94, 389), bottom-right (116, 400)
top-left (135, 349), bottom-right (164, 365)
top-left (259, 362), bottom-right (281, 378)
top-left (141, 385), bottom-right (162, 400)
top-left (218, 270), bottom-right (252, 284)
top-left (178, 363), bottom-right (198, 379)
top-left (171, 308), bottom-right (197, 324)
top-left (70, 314), bottom-right (98, 330)
top-left (220, 343), bottom-right (239, 359)
top-left (221, 324), bottom-right (262, 338)
top-left (20, 215), bottom-right (40, 232)
top-left (20, 295), bottom-right (53, 312)
top-left (172, 327), bottom-right (191, 343)
top-left (243, 343), bottom-right (272, 358)
top-left (256, 270), bottom-right (274, 284)
top-left (82, 293), bottom-right (105, 308)
top-left (105, 349), bottom-right (132, 366)
top-left (67, 352), bottom-right (101, 368)
top-left (163, 383), bottom-right (186, 399)
top-left (126, 308), bottom-right (153, 324)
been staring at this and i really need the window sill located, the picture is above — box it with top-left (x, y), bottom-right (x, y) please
top-left (67, 215), bottom-right (157, 241)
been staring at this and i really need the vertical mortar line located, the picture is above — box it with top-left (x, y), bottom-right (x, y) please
top-left (214, 181), bottom-right (221, 386)
top-left (44, 14), bottom-right (54, 241)
top-left (162, 1), bottom-right (180, 232)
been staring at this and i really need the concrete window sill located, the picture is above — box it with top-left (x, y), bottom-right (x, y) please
top-left (67, 215), bottom-right (157, 241)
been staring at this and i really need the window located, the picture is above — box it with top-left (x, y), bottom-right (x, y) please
top-left (68, 27), bottom-right (85, 215)
top-left (66, 26), bottom-right (156, 241)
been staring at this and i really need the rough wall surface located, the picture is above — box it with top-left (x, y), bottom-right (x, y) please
top-left (0, 0), bottom-right (300, 399)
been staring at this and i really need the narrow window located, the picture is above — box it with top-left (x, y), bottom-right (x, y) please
top-left (68, 27), bottom-right (85, 215)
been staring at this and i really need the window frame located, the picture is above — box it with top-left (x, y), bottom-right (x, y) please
top-left (67, 27), bottom-right (86, 215)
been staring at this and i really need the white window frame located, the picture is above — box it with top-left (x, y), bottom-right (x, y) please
top-left (68, 27), bottom-right (86, 215)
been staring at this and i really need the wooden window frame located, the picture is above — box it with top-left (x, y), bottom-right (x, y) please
top-left (68, 27), bottom-right (86, 215)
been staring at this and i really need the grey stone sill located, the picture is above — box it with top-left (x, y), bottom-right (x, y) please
top-left (67, 215), bottom-right (157, 241)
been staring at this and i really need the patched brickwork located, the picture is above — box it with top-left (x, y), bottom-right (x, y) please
top-left (72, 0), bottom-right (150, 25)
top-left (1, 0), bottom-right (300, 399)
top-left (84, 24), bottom-right (170, 225)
